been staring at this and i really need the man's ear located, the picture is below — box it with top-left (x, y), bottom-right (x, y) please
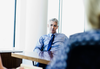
top-left (47, 24), bottom-right (49, 27)
top-left (57, 26), bottom-right (59, 29)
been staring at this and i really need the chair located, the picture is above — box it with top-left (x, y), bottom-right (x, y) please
top-left (17, 64), bottom-right (43, 69)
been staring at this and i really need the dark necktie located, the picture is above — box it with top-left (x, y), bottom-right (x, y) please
top-left (47, 34), bottom-right (55, 51)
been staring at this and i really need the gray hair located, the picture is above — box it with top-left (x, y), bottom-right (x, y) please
top-left (49, 18), bottom-right (58, 25)
top-left (84, 0), bottom-right (100, 29)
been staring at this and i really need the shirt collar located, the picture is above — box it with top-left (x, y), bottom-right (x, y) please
top-left (49, 33), bottom-right (57, 37)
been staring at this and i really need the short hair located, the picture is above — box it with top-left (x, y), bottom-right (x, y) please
top-left (84, 0), bottom-right (100, 29)
top-left (49, 18), bottom-right (58, 25)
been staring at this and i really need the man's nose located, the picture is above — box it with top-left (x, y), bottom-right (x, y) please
top-left (51, 26), bottom-right (54, 29)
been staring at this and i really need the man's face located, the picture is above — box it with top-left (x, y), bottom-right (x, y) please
top-left (48, 21), bottom-right (58, 34)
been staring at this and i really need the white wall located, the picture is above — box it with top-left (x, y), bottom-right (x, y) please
top-left (15, 0), bottom-right (48, 52)
top-left (25, 0), bottom-right (48, 51)
top-left (0, 0), bottom-right (14, 50)
top-left (47, 0), bottom-right (59, 34)
top-left (62, 0), bottom-right (84, 37)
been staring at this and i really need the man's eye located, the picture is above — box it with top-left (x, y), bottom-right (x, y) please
top-left (50, 24), bottom-right (53, 26)
top-left (54, 25), bottom-right (57, 27)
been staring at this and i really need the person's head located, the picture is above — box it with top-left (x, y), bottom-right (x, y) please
top-left (48, 18), bottom-right (58, 34)
top-left (84, 0), bottom-right (100, 29)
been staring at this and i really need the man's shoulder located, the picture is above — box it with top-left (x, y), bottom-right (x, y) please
top-left (57, 33), bottom-right (67, 37)
top-left (40, 34), bottom-right (49, 38)
top-left (55, 33), bottom-right (68, 41)
top-left (41, 34), bottom-right (48, 37)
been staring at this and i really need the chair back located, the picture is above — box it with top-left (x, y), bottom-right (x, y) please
top-left (19, 64), bottom-right (43, 69)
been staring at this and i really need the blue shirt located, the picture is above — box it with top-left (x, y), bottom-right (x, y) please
top-left (34, 33), bottom-right (68, 54)
top-left (46, 30), bottom-right (100, 69)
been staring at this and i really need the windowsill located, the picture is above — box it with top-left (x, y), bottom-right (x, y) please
top-left (0, 47), bottom-right (23, 53)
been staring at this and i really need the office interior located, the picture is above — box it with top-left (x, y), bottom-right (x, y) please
top-left (0, 0), bottom-right (91, 67)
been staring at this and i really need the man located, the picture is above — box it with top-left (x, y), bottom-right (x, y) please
top-left (34, 18), bottom-right (68, 54)
top-left (33, 18), bottom-right (68, 69)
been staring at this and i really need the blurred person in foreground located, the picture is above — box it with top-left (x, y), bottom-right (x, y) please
top-left (46, 0), bottom-right (100, 69)
top-left (0, 56), bottom-right (6, 69)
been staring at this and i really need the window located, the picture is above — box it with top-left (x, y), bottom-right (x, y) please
top-left (47, 0), bottom-right (85, 37)
top-left (62, 0), bottom-right (84, 37)
top-left (47, 0), bottom-right (59, 34)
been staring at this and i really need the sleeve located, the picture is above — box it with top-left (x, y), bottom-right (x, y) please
top-left (56, 35), bottom-right (68, 52)
top-left (53, 35), bottom-right (68, 56)
top-left (64, 35), bottom-right (68, 45)
top-left (33, 36), bottom-right (44, 54)
top-left (46, 43), bottom-right (69, 69)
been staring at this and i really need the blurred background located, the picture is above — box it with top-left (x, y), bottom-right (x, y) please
top-left (0, 0), bottom-right (88, 65)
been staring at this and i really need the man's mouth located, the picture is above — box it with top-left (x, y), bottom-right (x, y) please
top-left (52, 29), bottom-right (54, 31)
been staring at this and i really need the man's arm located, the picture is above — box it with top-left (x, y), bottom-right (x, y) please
top-left (46, 40), bottom-right (69, 69)
top-left (51, 34), bottom-right (68, 55)
top-left (34, 36), bottom-right (44, 54)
